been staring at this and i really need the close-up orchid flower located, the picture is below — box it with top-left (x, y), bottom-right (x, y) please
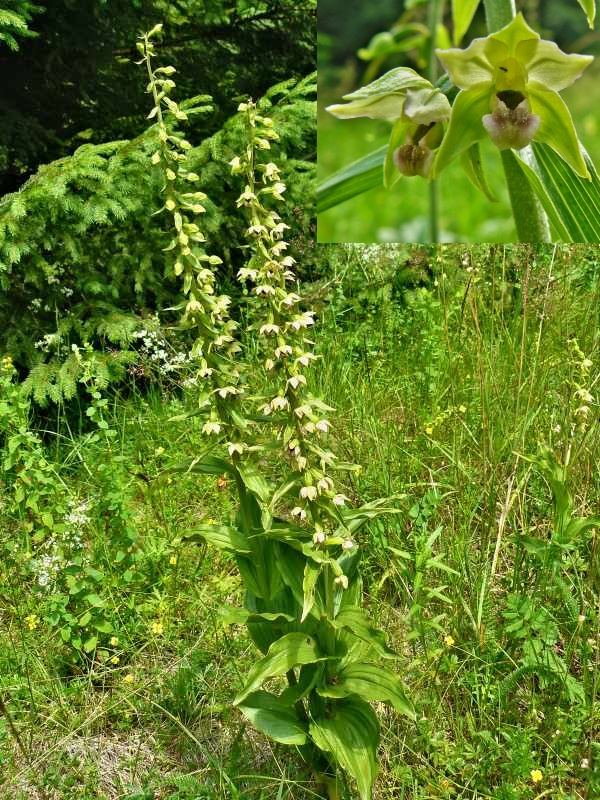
top-left (318, 1), bottom-right (600, 244)
top-left (432, 13), bottom-right (593, 179)
top-left (326, 68), bottom-right (451, 184)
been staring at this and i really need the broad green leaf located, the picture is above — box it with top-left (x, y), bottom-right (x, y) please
top-left (309, 697), bottom-right (379, 800)
top-left (84, 593), bottom-right (105, 608)
top-left (218, 606), bottom-right (295, 626)
top-left (234, 632), bottom-right (323, 704)
top-left (237, 690), bottom-right (308, 745)
top-left (575, 0), bottom-right (596, 27)
top-left (184, 523), bottom-right (250, 553)
top-left (302, 560), bottom-right (322, 622)
top-left (513, 141), bottom-right (600, 241)
top-left (236, 461), bottom-right (271, 503)
top-left (460, 143), bottom-right (498, 201)
top-left (451, 0), bottom-right (480, 45)
top-left (93, 619), bottom-right (114, 634)
top-left (565, 516), bottom-right (600, 538)
top-left (317, 146), bottom-right (386, 213)
top-left (317, 662), bottom-right (416, 719)
top-left (168, 454), bottom-right (233, 476)
top-left (333, 608), bottom-right (397, 659)
top-left (83, 635), bottom-right (98, 653)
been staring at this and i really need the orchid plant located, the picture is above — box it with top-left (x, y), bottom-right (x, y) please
top-left (318, 0), bottom-right (600, 243)
top-left (139, 26), bottom-right (415, 800)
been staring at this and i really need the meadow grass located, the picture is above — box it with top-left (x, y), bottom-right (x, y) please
top-left (0, 245), bottom-right (599, 799)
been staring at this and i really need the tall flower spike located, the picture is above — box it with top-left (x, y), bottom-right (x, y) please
top-left (232, 100), bottom-right (357, 568)
top-left (139, 29), bottom-right (245, 451)
top-left (432, 13), bottom-right (593, 179)
top-left (326, 68), bottom-right (451, 186)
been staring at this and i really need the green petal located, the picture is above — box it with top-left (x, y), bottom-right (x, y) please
top-left (489, 12), bottom-right (539, 55)
top-left (436, 41), bottom-right (494, 89)
top-left (384, 119), bottom-right (411, 188)
top-left (326, 94), bottom-right (407, 120)
top-left (523, 39), bottom-right (593, 92)
top-left (527, 83), bottom-right (590, 179)
top-left (430, 86), bottom-right (493, 178)
top-left (403, 87), bottom-right (451, 124)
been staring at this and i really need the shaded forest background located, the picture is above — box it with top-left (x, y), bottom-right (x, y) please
top-left (0, 0), bottom-right (315, 194)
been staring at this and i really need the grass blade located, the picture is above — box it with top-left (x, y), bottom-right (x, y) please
top-left (317, 145), bottom-right (386, 213)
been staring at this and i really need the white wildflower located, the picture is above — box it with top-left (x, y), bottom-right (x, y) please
top-left (300, 485), bottom-right (318, 501)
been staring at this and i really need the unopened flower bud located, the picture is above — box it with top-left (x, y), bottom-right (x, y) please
top-left (334, 575), bottom-right (349, 590)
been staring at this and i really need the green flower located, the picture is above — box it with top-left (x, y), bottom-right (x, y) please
top-left (326, 68), bottom-right (451, 183)
top-left (432, 13), bottom-right (593, 179)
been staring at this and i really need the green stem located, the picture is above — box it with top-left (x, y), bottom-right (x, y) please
top-left (501, 150), bottom-right (550, 242)
top-left (483, 0), bottom-right (551, 242)
top-left (483, 0), bottom-right (516, 32)
top-left (427, 0), bottom-right (443, 243)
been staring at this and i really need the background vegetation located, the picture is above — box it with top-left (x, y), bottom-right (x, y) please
top-left (317, 1), bottom-right (600, 242)
top-left (1, 244), bottom-right (599, 798)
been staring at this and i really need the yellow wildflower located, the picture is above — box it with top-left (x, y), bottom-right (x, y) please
top-left (151, 621), bottom-right (164, 635)
top-left (444, 635), bottom-right (455, 647)
top-left (530, 769), bottom-right (543, 783)
top-left (25, 614), bottom-right (39, 631)
top-left (123, 674), bottom-right (135, 684)
top-left (425, 426), bottom-right (434, 436)
top-left (110, 655), bottom-right (120, 665)
top-left (110, 636), bottom-right (119, 646)
top-left (458, 405), bottom-right (467, 414)
top-left (169, 555), bottom-right (177, 566)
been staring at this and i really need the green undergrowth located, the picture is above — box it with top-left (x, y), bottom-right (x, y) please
top-left (1, 244), bottom-right (599, 799)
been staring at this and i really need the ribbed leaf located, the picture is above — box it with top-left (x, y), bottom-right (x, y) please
top-left (237, 690), bottom-right (308, 745)
top-left (309, 697), bottom-right (379, 800)
top-left (317, 662), bottom-right (416, 719)
top-left (513, 141), bottom-right (600, 242)
top-left (184, 524), bottom-right (250, 553)
top-left (234, 632), bottom-right (322, 704)
top-left (317, 146), bottom-right (386, 213)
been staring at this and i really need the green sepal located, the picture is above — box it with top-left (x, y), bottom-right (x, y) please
top-left (326, 68), bottom-right (432, 120)
top-left (384, 119), bottom-right (410, 189)
top-left (527, 83), bottom-right (590, 180)
top-left (431, 85), bottom-right (492, 178)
